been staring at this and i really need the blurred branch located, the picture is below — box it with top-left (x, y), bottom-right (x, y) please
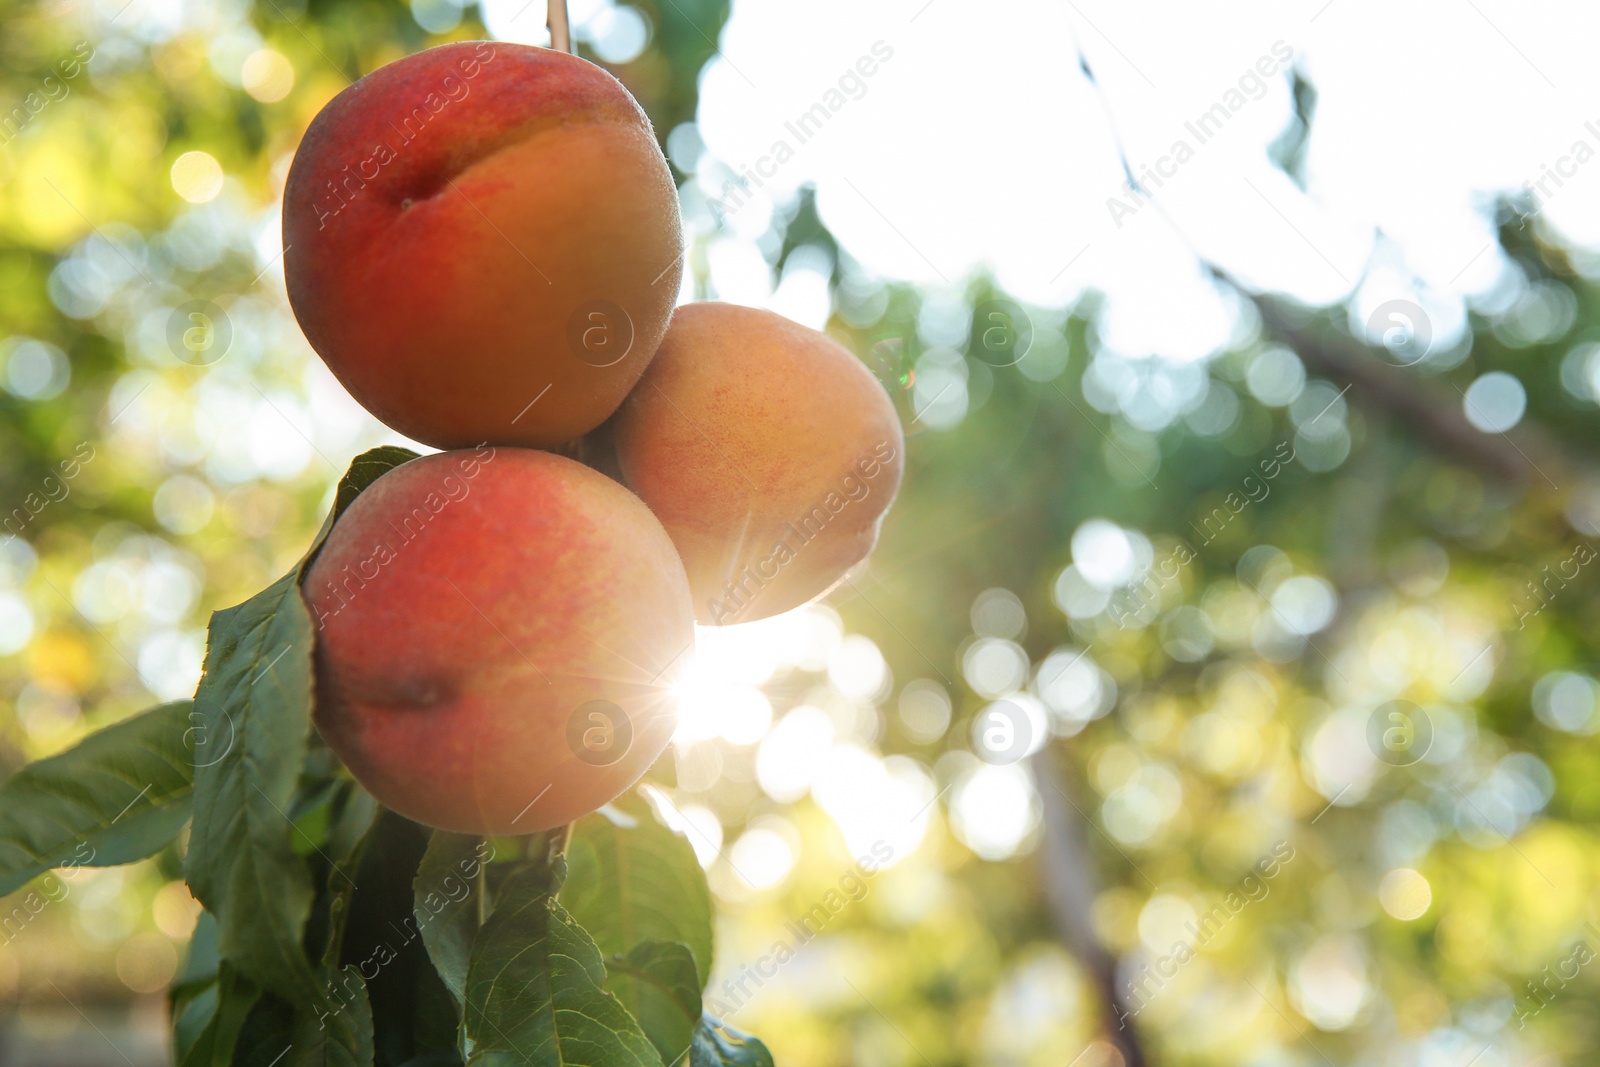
top-left (1324, 414), bottom-right (1391, 589)
top-left (1060, 15), bottom-right (1589, 500)
top-left (1031, 751), bottom-right (1151, 1067)
top-left (1244, 287), bottom-right (1575, 491)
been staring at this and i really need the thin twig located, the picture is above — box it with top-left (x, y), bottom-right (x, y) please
top-left (548, 0), bottom-right (573, 54)
top-left (1031, 752), bottom-right (1149, 1067)
top-left (477, 844), bottom-right (490, 926)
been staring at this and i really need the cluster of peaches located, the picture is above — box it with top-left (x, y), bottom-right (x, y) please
top-left (281, 42), bottom-right (903, 836)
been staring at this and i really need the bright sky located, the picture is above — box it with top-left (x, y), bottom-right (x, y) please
top-left (688, 0), bottom-right (1600, 362)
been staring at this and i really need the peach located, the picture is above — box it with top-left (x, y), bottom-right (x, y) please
top-left (283, 41), bottom-right (683, 450)
top-left (303, 448), bottom-right (692, 835)
top-left (610, 303), bottom-right (904, 625)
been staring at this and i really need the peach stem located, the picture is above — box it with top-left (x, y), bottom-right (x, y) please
top-left (547, 0), bottom-right (573, 54)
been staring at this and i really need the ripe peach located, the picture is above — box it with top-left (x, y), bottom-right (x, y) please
top-left (303, 448), bottom-right (692, 835)
top-left (610, 303), bottom-right (904, 625)
top-left (283, 41), bottom-right (683, 450)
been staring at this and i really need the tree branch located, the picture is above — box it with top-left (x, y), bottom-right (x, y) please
top-left (1031, 751), bottom-right (1150, 1067)
top-left (1245, 288), bottom-right (1574, 491)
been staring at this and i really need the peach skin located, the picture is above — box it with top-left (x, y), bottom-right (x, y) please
top-left (303, 448), bottom-right (693, 835)
top-left (610, 303), bottom-right (905, 625)
top-left (283, 41), bottom-right (683, 450)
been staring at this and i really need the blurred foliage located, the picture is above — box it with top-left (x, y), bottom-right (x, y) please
top-left (0, 0), bottom-right (1598, 1065)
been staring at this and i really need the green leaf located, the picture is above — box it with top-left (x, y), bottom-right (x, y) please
top-left (326, 784), bottom-right (382, 871)
top-left (408, 957), bottom-right (466, 1065)
top-left (184, 445), bottom-right (419, 1004)
top-left (309, 782), bottom-right (382, 973)
top-left (177, 963), bottom-right (261, 1067)
top-left (463, 866), bottom-right (662, 1067)
top-left (293, 967), bottom-right (377, 1067)
top-left (217, 921), bottom-right (376, 1067)
top-left (182, 581), bottom-right (375, 1054)
top-left (563, 793), bottom-right (714, 990)
top-left (172, 982), bottom-right (219, 1066)
top-left (231, 994), bottom-right (295, 1067)
top-left (176, 910), bottom-right (220, 990)
top-left (184, 568), bottom-right (319, 1000)
top-left (320, 446), bottom-right (421, 549)
top-left (607, 941), bottom-right (701, 1066)
top-left (688, 1015), bottom-right (775, 1067)
top-left (329, 810), bottom-right (442, 1067)
top-left (170, 910), bottom-right (222, 1063)
top-left (414, 831), bottom-right (495, 1009)
top-left (299, 789), bottom-right (398, 1066)
top-left (0, 700), bottom-right (194, 896)
top-left (225, 986), bottom-right (373, 1067)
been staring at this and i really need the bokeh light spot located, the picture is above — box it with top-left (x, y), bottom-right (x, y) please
top-left (1378, 868), bottom-right (1432, 920)
top-left (170, 151), bottom-right (224, 203)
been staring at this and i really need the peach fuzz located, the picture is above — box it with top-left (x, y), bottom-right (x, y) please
top-left (303, 448), bottom-right (693, 835)
top-left (284, 41), bottom-right (682, 450)
top-left (610, 302), bottom-right (904, 625)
